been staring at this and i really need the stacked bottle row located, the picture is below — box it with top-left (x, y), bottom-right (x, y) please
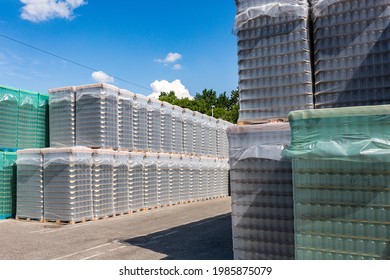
top-left (48, 84), bottom-right (231, 158)
top-left (234, 0), bottom-right (314, 123)
top-left (0, 152), bottom-right (17, 219)
top-left (16, 148), bottom-right (230, 223)
top-left (227, 122), bottom-right (295, 260)
top-left (0, 85), bottom-right (49, 150)
top-left (312, 0), bottom-right (390, 108)
top-left (283, 105), bottom-right (390, 260)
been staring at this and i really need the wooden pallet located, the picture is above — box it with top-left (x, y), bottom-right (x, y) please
top-left (15, 216), bottom-right (45, 223)
top-left (42, 217), bottom-right (91, 225)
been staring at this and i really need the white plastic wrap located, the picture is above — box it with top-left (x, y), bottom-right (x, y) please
top-left (179, 155), bottom-right (191, 202)
top-left (160, 102), bottom-right (173, 153)
top-left (113, 151), bottom-right (130, 214)
top-left (209, 117), bottom-right (218, 157)
top-left (16, 149), bottom-right (43, 220)
top-left (235, 1), bottom-right (309, 31)
top-left (143, 153), bottom-right (159, 208)
top-left (311, 0), bottom-right (390, 108)
top-left (92, 149), bottom-right (115, 218)
top-left (147, 98), bottom-right (162, 152)
top-left (193, 112), bottom-right (203, 156)
top-left (133, 94), bottom-right (148, 151)
top-left (235, 0), bottom-right (313, 123)
top-left (227, 123), bottom-right (295, 260)
top-left (18, 91), bottom-right (39, 149)
top-left (157, 153), bottom-right (171, 206)
top-left (129, 152), bottom-right (145, 211)
top-left (118, 89), bottom-right (134, 150)
top-left (201, 114), bottom-right (211, 156)
top-left (169, 154), bottom-right (181, 204)
top-left (0, 86), bottom-right (19, 148)
top-left (42, 147), bottom-right (93, 222)
top-left (189, 156), bottom-right (200, 201)
top-left (172, 105), bottom-right (184, 154)
top-left (183, 109), bottom-right (195, 155)
top-left (75, 84), bottom-right (119, 148)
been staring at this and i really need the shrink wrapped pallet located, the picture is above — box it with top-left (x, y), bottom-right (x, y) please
top-left (160, 102), bottom-right (173, 153)
top-left (235, 0), bottom-right (313, 123)
top-left (193, 112), bottom-right (203, 156)
top-left (180, 156), bottom-right (191, 202)
top-left (201, 115), bottom-right (211, 156)
top-left (76, 84), bottom-right (119, 149)
top-left (157, 153), bottom-right (170, 206)
top-left (18, 90), bottom-right (38, 149)
top-left (169, 154), bottom-right (181, 204)
top-left (172, 105), bottom-right (184, 154)
top-left (209, 117), bottom-right (218, 157)
top-left (118, 89), bottom-right (134, 150)
top-left (129, 152), bottom-right (145, 211)
top-left (92, 149), bottom-right (115, 218)
top-left (147, 98), bottom-right (162, 152)
top-left (190, 156), bottom-right (201, 201)
top-left (284, 105), bottom-right (390, 260)
top-left (227, 122), bottom-right (294, 260)
top-left (0, 86), bottom-right (19, 149)
top-left (312, 0), bottom-right (390, 108)
top-left (143, 153), bottom-right (159, 208)
top-left (16, 149), bottom-right (43, 221)
top-left (43, 147), bottom-right (93, 223)
top-left (183, 109), bottom-right (195, 155)
top-left (0, 152), bottom-right (17, 219)
top-left (133, 94), bottom-right (148, 151)
top-left (37, 93), bottom-right (49, 148)
top-left (113, 151), bottom-right (130, 214)
top-left (48, 86), bottom-right (76, 147)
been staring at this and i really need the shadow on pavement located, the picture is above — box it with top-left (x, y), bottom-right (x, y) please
top-left (122, 213), bottom-right (233, 260)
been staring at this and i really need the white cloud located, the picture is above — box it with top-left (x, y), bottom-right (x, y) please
top-left (155, 52), bottom-right (183, 70)
top-left (173, 64), bottom-right (182, 70)
top-left (20, 0), bottom-right (86, 22)
top-left (91, 71), bottom-right (114, 84)
top-left (149, 79), bottom-right (193, 100)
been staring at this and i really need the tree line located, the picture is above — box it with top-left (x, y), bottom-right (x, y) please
top-left (158, 89), bottom-right (239, 124)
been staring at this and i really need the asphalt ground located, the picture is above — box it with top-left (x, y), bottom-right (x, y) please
top-left (0, 197), bottom-right (232, 260)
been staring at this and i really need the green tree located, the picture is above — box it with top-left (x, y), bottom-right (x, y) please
top-left (158, 88), bottom-right (239, 124)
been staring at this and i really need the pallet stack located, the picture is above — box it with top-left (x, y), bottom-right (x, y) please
top-left (15, 83), bottom-right (232, 224)
top-left (231, 0), bottom-right (390, 260)
top-left (229, 0), bottom-right (311, 260)
top-left (0, 85), bottom-right (49, 219)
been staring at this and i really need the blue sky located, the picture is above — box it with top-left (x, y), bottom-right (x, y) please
top-left (0, 0), bottom-right (238, 97)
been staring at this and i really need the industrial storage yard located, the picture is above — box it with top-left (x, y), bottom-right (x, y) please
top-left (0, 0), bottom-right (389, 264)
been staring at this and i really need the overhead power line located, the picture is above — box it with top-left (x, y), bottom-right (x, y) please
top-left (0, 33), bottom-right (151, 91)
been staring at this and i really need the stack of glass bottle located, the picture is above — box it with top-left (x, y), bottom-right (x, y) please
top-left (0, 85), bottom-right (48, 220)
top-left (42, 147), bottom-right (94, 223)
top-left (284, 105), bottom-right (390, 260)
top-left (227, 122), bottom-right (295, 260)
top-left (16, 149), bottom-right (43, 221)
top-left (312, 0), bottom-right (390, 108)
top-left (92, 149), bottom-right (115, 219)
top-left (113, 151), bottom-right (130, 215)
top-left (235, 0), bottom-right (314, 123)
top-left (76, 84), bottom-right (119, 149)
top-left (48, 86), bottom-right (76, 147)
top-left (118, 89), bottom-right (134, 150)
top-left (0, 152), bottom-right (17, 219)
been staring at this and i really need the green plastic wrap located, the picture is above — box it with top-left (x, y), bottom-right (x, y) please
top-left (0, 152), bottom-right (17, 219)
top-left (283, 105), bottom-right (390, 162)
top-left (0, 86), bottom-right (19, 149)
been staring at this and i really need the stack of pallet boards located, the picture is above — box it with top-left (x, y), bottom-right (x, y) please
top-left (0, 85), bottom-right (49, 220)
top-left (15, 83), bottom-right (232, 224)
top-left (231, 0), bottom-right (390, 260)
